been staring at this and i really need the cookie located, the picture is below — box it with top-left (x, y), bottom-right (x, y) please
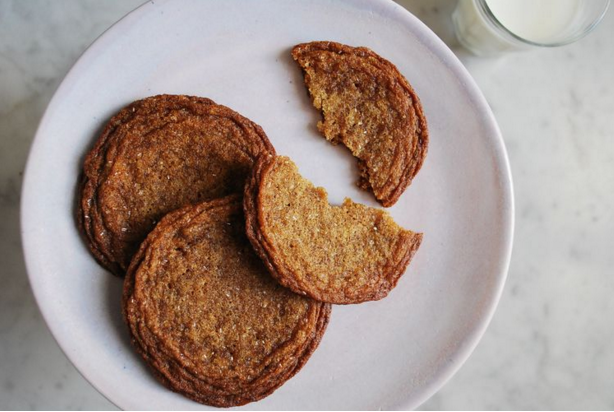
top-left (292, 41), bottom-right (428, 207)
top-left (79, 94), bottom-right (275, 275)
top-left (244, 155), bottom-right (422, 304)
top-left (123, 195), bottom-right (331, 407)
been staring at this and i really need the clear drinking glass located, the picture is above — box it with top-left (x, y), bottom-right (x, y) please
top-left (453, 0), bottom-right (611, 56)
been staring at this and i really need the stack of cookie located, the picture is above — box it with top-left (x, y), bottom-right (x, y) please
top-left (78, 42), bottom-right (428, 407)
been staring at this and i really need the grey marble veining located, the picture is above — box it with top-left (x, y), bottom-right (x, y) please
top-left (1, 0), bottom-right (614, 410)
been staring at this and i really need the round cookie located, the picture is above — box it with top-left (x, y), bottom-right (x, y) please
top-left (79, 95), bottom-right (275, 275)
top-left (123, 195), bottom-right (331, 407)
top-left (292, 41), bottom-right (429, 207)
top-left (244, 155), bottom-right (423, 304)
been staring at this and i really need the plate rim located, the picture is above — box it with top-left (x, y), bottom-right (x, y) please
top-left (20, 0), bottom-right (515, 409)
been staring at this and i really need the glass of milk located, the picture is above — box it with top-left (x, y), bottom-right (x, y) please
top-left (453, 0), bottom-right (610, 56)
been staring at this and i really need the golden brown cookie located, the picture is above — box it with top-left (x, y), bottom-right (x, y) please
top-left (78, 95), bottom-right (275, 276)
top-left (123, 195), bottom-right (331, 407)
top-left (292, 41), bottom-right (428, 207)
top-left (244, 155), bottom-right (422, 304)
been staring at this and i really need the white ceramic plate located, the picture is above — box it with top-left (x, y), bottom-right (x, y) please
top-left (21, 0), bottom-right (513, 409)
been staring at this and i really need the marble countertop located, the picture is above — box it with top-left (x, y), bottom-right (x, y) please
top-left (1, 0), bottom-right (613, 409)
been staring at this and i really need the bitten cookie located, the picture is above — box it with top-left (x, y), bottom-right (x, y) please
top-left (244, 155), bottom-right (423, 304)
top-left (123, 195), bottom-right (331, 407)
top-left (292, 41), bottom-right (428, 207)
top-left (78, 94), bottom-right (275, 275)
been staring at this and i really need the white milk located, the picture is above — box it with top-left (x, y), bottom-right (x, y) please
top-left (453, 0), bottom-right (584, 55)
top-left (485, 0), bottom-right (580, 43)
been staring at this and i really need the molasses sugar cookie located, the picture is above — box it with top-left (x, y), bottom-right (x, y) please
top-left (292, 41), bottom-right (428, 207)
top-left (79, 95), bottom-right (275, 275)
top-left (244, 155), bottom-right (422, 304)
top-left (123, 195), bottom-right (330, 407)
